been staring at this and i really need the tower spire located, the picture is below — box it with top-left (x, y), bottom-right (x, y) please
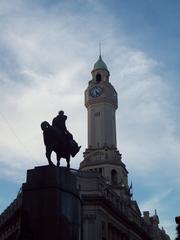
top-left (99, 41), bottom-right (102, 59)
top-left (93, 43), bottom-right (108, 71)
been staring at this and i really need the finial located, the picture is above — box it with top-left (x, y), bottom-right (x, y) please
top-left (129, 181), bottom-right (133, 199)
top-left (99, 41), bottom-right (102, 59)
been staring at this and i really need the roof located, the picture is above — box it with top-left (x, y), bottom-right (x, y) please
top-left (93, 55), bottom-right (108, 71)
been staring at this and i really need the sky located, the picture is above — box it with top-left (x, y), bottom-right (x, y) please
top-left (0, 0), bottom-right (179, 238)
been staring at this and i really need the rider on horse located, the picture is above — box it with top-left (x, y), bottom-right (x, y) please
top-left (52, 111), bottom-right (73, 141)
top-left (41, 111), bottom-right (81, 167)
top-left (52, 111), bottom-right (67, 133)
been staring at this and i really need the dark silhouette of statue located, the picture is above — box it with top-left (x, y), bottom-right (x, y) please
top-left (41, 111), bottom-right (81, 168)
top-left (52, 110), bottom-right (67, 134)
top-left (176, 216), bottom-right (180, 240)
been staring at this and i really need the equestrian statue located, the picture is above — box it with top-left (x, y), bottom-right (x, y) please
top-left (41, 111), bottom-right (81, 168)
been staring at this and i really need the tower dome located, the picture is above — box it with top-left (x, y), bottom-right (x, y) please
top-left (93, 55), bottom-right (108, 71)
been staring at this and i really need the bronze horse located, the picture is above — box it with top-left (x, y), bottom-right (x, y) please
top-left (41, 121), bottom-right (81, 168)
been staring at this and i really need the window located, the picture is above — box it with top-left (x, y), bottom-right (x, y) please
top-left (111, 169), bottom-right (118, 184)
top-left (95, 112), bottom-right (100, 117)
top-left (96, 73), bottom-right (101, 82)
top-left (101, 221), bottom-right (106, 240)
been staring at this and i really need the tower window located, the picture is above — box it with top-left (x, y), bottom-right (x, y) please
top-left (95, 112), bottom-right (100, 117)
top-left (101, 221), bottom-right (106, 240)
top-left (111, 169), bottom-right (118, 184)
top-left (96, 73), bottom-right (101, 82)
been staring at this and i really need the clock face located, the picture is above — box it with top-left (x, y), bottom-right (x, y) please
top-left (90, 86), bottom-right (103, 98)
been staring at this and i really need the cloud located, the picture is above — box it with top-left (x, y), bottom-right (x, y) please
top-left (140, 189), bottom-right (172, 212)
top-left (0, 0), bottom-right (179, 238)
top-left (112, 49), bottom-right (180, 176)
top-left (0, 0), bottom-right (178, 188)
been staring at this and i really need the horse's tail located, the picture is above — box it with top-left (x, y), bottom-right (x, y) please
top-left (70, 140), bottom-right (81, 157)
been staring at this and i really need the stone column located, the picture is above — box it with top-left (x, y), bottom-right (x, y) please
top-left (20, 166), bottom-right (81, 240)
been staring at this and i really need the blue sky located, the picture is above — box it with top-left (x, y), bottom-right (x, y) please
top-left (0, 0), bottom-right (179, 238)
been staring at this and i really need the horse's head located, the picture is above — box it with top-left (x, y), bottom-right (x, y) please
top-left (41, 121), bottom-right (50, 131)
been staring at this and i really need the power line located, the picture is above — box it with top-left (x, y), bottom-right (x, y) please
top-left (0, 111), bottom-right (39, 165)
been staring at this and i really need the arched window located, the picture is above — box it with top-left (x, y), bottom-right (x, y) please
top-left (111, 169), bottom-right (117, 184)
top-left (96, 73), bottom-right (101, 82)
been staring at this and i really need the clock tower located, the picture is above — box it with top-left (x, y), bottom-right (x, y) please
top-left (80, 55), bottom-right (129, 195)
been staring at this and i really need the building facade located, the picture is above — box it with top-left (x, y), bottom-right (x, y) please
top-left (0, 195), bottom-right (21, 240)
top-left (79, 55), bottom-right (170, 240)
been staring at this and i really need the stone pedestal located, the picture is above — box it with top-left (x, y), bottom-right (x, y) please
top-left (20, 165), bottom-right (81, 240)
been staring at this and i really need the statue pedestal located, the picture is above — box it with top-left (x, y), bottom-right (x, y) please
top-left (21, 165), bottom-right (81, 240)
